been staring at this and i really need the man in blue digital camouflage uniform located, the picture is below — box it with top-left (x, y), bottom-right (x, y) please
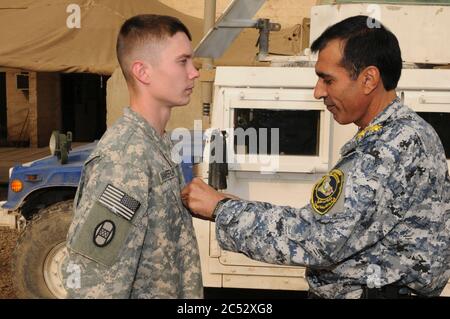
top-left (62, 15), bottom-right (203, 298)
top-left (182, 15), bottom-right (450, 298)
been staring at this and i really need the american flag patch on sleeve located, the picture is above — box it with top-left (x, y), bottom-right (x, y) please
top-left (98, 184), bottom-right (141, 221)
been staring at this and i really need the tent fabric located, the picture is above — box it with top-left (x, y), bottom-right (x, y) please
top-left (0, 0), bottom-right (204, 74)
top-left (0, 0), bottom-right (303, 75)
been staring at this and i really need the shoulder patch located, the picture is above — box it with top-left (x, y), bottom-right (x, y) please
top-left (98, 184), bottom-right (140, 221)
top-left (68, 202), bottom-right (134, 266)
top-left (311, 169), bottom-right (344, 215)
top-left (93, 220), bottom-right (115, 247)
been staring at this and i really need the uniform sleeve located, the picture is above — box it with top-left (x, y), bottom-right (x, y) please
top-left (65, 150), bottom-right (151, 298)
top-left (214, 131), bottom-right (430, 269)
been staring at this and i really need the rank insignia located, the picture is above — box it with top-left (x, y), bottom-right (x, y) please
top-left (159, 168), bottom-right (175, 183)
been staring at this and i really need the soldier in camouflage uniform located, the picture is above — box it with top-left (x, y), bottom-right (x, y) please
top-left (182, 16), bottom-right (450, 298)
top-left (62, 15), bottom-right (203, 298)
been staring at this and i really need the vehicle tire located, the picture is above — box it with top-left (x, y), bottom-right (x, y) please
top-left (12, 200), bottom-right (73, 299)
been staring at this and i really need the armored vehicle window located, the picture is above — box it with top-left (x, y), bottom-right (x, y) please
top-left (417, 112), bottom-right (450, 159)
top-left (233, 109), bottom-right (320, 156)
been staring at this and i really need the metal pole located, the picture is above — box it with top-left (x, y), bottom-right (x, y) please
top-left (203, 0), bottom-right (216, 71)
top-left (201, 0), bottom-right (216, 119)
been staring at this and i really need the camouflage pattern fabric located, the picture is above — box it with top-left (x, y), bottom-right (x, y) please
top-left (63, 107), bottom-right (203, 299)
top-left (214, 98), bottom-right (450, 298)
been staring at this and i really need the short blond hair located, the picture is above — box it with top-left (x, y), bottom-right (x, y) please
top-left (116, 14), bottom-right (192, 82)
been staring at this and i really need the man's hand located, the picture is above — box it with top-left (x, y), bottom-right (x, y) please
top-left (181, 178), bottom-right (229, 219)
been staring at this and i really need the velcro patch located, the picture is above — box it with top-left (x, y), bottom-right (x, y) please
top-left (159, 167), bottom-right (175, 183)
top-left (311, 169), bottom-right (344, 215)
top-left (93, 220), bottom-right (115, 247)
top-left (98, 184), bottom-right (140, 221)
top-left (69, 202), bottom-right (133, 266)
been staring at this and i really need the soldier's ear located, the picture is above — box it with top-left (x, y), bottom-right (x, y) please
top-left (130, 60), bottom-right (151, 85)
top-left (360, 66), bottom-right (380, 95)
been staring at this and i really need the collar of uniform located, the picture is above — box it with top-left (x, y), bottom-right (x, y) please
top-left (123, 107), bottom-right (173, 160)
top-left (364, 97), bottom-right (402, 129)
top-left (340, 97), bottom-right (402, 156)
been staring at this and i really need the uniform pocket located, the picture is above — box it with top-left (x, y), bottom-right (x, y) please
top-left (68, 201), bottom-right (135, 267)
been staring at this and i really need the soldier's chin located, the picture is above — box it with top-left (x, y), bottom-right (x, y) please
top-left (332, 114), bottom-right (347, 125)
top-left (171, 97), bottom-right (191, 107)
top-left (334, 117), bottom-right (353, 125)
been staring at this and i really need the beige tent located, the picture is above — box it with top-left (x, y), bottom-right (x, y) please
top-left (0, 0), bottom-right (205, 74)
top-left (0, 0), bottom-right (304, 74)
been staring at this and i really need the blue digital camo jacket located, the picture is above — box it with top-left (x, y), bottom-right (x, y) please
top-left (214, 98), bottom-right (450, 298)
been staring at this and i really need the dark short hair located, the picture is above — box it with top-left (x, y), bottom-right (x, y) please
top-left (311, 15), bottom-right (402, 91)
top-left (116, 14), bottom-right (192, 81)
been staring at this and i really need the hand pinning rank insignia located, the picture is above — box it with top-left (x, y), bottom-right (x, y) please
top-left (98, 184), bottom-right (141, 221)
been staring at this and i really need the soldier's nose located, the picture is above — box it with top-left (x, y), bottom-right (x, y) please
top-left (314, 79), bottom-right (327, 100)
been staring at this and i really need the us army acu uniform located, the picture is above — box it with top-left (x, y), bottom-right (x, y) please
top-left (213, 98), bottom-right (450, 298)
top-left (63, 107), bottom-right (203, 298)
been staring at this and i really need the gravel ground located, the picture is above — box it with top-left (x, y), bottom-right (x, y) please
top-left (1, 183), bottom-right (17, 298)
top-left (0, 227), bottom-right (18, 299)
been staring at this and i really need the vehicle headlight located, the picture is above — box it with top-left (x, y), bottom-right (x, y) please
top-left (11, 179), bottom-right (23, 193)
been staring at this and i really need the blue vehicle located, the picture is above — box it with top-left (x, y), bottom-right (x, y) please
top-left (2, 132), bottom-right (197, 299)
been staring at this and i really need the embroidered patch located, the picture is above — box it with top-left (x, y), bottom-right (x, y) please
top-left (159, 168), bottom-right (175, 183)
top-left (98, 184), bottom-right (140, 221)
top-left (93, 220), bottom-right (115, 247)
top-left (311, 169), bottom-right (344, 215)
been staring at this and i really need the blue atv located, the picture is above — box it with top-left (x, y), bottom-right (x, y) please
top-left (2, 131), bottom-right (196, 299)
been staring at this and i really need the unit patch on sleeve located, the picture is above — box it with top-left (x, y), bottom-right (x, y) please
top-left (98, 184), bottom-right (140, 221)
top-left (311, 169), bottom-right (344, 215)
top-left (93, 220), bottom-right (115, 247)
top-left (68, 201), bottom-right (135, 266)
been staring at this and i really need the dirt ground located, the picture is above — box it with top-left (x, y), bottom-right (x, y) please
top-left (0, 227), bottom-right (18, 299)
top-left (1, 183), bottom-right (17, 298)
